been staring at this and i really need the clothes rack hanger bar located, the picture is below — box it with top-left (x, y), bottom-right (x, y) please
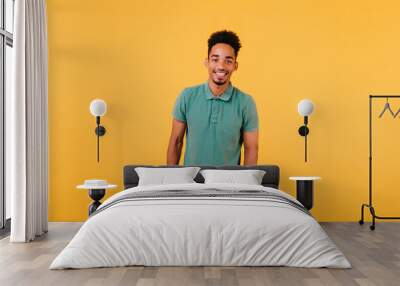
top-left (370, 95), bottom-right (400, 98)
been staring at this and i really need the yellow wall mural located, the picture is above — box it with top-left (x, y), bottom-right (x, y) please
top-left (47, 0), bottom-right (400, 221)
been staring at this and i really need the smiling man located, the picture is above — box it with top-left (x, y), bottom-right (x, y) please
top-left (167, 30), bottom-right (259, 166)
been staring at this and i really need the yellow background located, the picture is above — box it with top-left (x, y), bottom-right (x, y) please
top-left (47, 0), bottom-right (400, 221)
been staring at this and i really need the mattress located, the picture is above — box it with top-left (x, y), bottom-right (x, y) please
top-left (50, 183), bottom-right (351, 269)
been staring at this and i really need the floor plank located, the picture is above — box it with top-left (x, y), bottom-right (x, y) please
top-left (0, 222), bottom-right (399, 286)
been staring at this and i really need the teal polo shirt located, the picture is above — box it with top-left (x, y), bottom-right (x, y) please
top-left (172, 81), bottom-right (259, 166)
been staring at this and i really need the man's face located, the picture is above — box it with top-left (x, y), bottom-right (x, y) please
top-left (205, 43), bottom-right (238, 86)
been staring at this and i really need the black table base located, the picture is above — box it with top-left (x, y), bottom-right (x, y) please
top-left (88, 189), bottom-right (105, 215)
top-left (296, 180), bottom-right (314, 210)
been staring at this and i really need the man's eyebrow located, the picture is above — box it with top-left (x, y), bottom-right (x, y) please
top-left (210, 55), bottom-right (234, 59)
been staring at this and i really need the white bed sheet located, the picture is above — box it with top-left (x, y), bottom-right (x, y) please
top-left (50, 183), bottom-right (351, 269)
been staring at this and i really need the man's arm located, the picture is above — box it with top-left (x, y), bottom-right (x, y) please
top-left (166, 119), bottom-right (187, 165)
top-left (243, 130), bottom-right (259, 165)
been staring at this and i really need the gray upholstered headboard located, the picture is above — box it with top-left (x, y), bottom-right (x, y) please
top-left (123, 165), bottom-right (280, 189)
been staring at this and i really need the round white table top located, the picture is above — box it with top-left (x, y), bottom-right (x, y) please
top-left (77, 184), bottom-right (117, 190)
top-left (289, 176), bottom-right (321, 181)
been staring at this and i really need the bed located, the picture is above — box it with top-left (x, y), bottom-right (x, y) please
top-left (50, 165), bottom-right (351, 269)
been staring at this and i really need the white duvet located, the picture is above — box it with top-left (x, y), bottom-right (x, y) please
top-left (50, 183), bottom-right (351, 269)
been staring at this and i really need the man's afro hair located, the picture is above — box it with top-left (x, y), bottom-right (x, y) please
top-left (208, 30), bottom-right (242, 57)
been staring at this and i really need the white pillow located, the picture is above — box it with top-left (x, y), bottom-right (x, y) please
top-left (200, 169), bottom-right (266, 185)
top-left (135, 167), bottom-right (201, 186)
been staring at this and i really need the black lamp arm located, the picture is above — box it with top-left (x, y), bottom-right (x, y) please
top-left (298, 116), bottom-right (310, 162)
top-left (94, 116), bottom-right (106, 162)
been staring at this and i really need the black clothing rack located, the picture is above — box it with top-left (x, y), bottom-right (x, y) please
top-left (359, 95), bottom-right (400, 230)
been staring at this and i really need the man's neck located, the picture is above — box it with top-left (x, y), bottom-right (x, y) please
top-left (208, 79), bottom-right (230, 97)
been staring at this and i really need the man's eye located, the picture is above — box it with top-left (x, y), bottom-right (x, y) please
top-left (226, 60), bottom-right (232, 64)
top-left (212, 59), bottom-right (218, 62)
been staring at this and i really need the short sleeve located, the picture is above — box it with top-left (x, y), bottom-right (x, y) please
top-left (243, 96), bottom-right (259, 132)
top-left (172, 89), bottom-right (187, 122)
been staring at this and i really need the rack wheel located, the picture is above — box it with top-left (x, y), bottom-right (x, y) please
top-left (359, 220), bottom-right (364, 225)
top-left (370, 225), bottom-right (375, 231)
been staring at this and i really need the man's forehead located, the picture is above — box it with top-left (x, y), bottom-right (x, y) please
top-left (210, 44), bottom-right (235, 54)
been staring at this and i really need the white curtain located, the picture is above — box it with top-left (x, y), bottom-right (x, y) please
top-left (8, 0), bottom-right (48, 242)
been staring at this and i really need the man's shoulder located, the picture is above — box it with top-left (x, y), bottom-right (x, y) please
top-left (181, 82), bottom-right (206, 95)
top-left (232, 86), bottom-right (255, 104)
top-left (177, 83), bottom-right (207, 104)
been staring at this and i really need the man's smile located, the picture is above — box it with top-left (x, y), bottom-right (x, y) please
top-left (214, 71), bottom-right (228, 77)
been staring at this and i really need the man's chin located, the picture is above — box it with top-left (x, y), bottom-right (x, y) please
top-left (212, 79), bottom-right (228, 86)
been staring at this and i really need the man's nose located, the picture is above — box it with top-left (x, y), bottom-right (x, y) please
top-left (216, 61), bottom-right (226, 70)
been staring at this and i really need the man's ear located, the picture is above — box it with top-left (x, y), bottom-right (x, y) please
top-left (235, 61), bottom-right (238, 71)
top-left (204, 58), bottom-right (208, 68)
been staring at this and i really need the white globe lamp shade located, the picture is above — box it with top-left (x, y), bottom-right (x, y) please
top-left (90, 99), bottom-right (107, 117)
top-left (297, 99), bottom-right (314, 116)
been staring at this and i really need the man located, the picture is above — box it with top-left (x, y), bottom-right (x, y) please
top-left (167, 30), bottom-right (259, 166)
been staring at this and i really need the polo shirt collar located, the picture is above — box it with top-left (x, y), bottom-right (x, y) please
top-left (205, 82), bottom-right (233, 101)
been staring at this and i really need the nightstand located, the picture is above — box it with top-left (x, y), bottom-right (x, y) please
top-left (289, 176), bottom-right (321, 210)
top-left (77, 180), bottom-right (117, 216)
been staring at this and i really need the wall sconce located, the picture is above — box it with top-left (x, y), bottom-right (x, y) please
top-left (89, 99), bottom-right (107, 162)
top-left (297, 99), bottom-right (314, 162)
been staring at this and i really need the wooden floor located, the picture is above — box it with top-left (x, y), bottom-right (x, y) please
top-left (0, 222), bottom-right (399, 286)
